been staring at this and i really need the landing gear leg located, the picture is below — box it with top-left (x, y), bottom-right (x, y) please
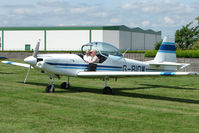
top-left (103, 77), bottom-right (112, 94)
top-left (46, 77), bottom-right (55, 93)
top-left (60, 76), bottom-right (70, 89)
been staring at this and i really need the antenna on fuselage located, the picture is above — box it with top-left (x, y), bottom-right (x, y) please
top-left (122, 48), bottom-right (130, 56)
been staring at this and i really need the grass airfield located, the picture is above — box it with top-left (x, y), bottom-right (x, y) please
top-left (1, 60), bottom-right (199, 133)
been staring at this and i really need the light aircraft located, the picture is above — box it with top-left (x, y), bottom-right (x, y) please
top-left (1, 36), bottom-right (198, 94)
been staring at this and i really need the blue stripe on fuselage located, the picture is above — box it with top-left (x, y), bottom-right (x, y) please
top-left (55, 66), bottom-right (122, 71)
top-left (46, 62), bottom-right (122, 69)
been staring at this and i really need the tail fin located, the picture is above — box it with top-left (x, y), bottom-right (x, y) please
top-left (147, 36), bottom-right (189, 71)
top-left (154, 36), bottom-right (176, 63)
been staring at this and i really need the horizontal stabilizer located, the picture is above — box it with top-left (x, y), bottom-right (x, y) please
top-left (1, 61), bottom-right (33, 68)
top-left (77, 71), bottom-right (197, 78)
top-left (148, 61), bottom-right (190, 69)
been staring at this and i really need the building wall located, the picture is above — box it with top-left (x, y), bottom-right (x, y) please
top-left (46, 30), bottom-right (89, 50)
top-left (119, 31), bottom-right (131, 50)
top-left (0, 31), bottom-right (2, 51)
top-left (103, 30), bottom-right (120, 48)
top-left (131, 32), bottom-right (145, 50)
top-left (156, 35), bottom-right (162, 42)
top-left (0, 27), bottom-right (161, 51)
top-left (145, 33), bottom-right (156, 50)
top-left (91, 30), bottom-right (103, 42)
top-left (4, 31), bottom-right (44, 50)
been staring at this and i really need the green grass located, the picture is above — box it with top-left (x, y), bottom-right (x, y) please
top-left (1, 60), bottom-right (199, 133)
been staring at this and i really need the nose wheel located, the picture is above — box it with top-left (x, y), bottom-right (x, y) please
top-left (46, 77), bottom-right (55, 93)
top-left (46, 84), bottom-right (55, 93)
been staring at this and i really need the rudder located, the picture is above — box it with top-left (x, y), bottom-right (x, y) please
top-left (154, 36), bottom-right (176, 63)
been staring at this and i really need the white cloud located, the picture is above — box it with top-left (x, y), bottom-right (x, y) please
top-left (69, 7), bottom-right (90, 14)
top-left (91, 12), bottom-right (110, 18)
top-left (122, 3), bottom-right (137, 10)
top-left (130, 21), bottom-right (139, 27)
top-left (0, 0), bottom-right (198, 37)
top-left (53, 8), bottom-right (65, 14)
top-left (164, 16), bottom-right (174, 24)
top-left (109, 18), bottom-right (120, 23)
top-left (142, 21), bottom-right (150, 26)
top-left (13, 8), bottom-right (32, 15)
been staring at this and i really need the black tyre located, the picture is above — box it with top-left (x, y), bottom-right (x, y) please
top-left (45, 85), bottom-right (51, 93)
top-left (103, 86), bottom-right (112, 94)
top-left (60, 82), bottom-right (70, 89)
top-left (45, 85), bottom-right (54, 93)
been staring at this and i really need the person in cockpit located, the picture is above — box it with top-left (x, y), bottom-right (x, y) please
top-left (83, 49), bottom-right (91, 63)
top-left (90, 50), bottom-right (99, 63)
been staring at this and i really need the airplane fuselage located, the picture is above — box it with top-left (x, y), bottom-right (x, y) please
top-left (35, 54), bottom-right (150, 77)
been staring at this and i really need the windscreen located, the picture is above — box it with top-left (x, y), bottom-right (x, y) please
top-left (82, 42), bottom-right (122, 57)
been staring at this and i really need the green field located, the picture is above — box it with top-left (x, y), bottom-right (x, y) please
top-left (1, 60), bottom-right (199, 133)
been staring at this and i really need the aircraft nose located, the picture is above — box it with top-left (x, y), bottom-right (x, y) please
top-left (24, 56), bottom-right (37, 65)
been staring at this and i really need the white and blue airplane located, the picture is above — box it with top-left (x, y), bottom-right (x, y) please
top-left (1, 36), bottom-right (197, 94)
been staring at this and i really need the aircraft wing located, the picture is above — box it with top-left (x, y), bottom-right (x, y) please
top-left (77, 71), bottom-right (197, 77)
top-left (1, 61), bottom-right (32, 68)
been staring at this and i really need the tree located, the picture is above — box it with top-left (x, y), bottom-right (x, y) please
top-left (175, 17), bottom-right (199, 49)
top-left (154, 41), bottom-right (162, 50)
top-left (195, 17), bottom-right (199, 38)
top-left (196, 16), bottom-right (199, 24)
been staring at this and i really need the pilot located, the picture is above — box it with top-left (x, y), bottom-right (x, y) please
top-left (83, 49), bottom-right (91, 63)
top-left (90, 50), bottom-right (99, 63)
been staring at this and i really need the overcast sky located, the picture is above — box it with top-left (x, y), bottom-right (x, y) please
top-left (0, 0), bottom-right (198, 38)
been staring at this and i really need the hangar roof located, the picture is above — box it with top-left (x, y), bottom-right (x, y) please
top-left (0, 25), bottom-right (161, 35)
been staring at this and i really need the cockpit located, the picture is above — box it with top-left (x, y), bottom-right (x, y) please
top-left (80, 42), bottom-right (122, 63)
top-left (82, 42), bottom-right (123, 57)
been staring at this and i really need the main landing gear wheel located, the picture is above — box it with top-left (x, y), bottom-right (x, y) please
top-left (46, 85), bottom-right (55, 93)
top-left (103, 86), bottom-right (112, 94)
top-left (60, 82), bottom-right (70, 89)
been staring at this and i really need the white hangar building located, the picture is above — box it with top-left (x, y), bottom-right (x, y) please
top-left (0, 25), bottom-right (161, 51)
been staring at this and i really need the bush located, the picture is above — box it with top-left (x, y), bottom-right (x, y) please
top-left (154, 41), bottom-right (162, 50)
top-left (145, 50), bottom-right (157, 57)
top-left (191, 42), bottom-right (199, 50)
top-left (121, 50), bottom-right (145, 53)
top-left (176, 50), bottom-right (199, 58)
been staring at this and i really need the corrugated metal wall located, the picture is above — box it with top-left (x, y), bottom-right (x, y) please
top-left (0, 26), bottom-right (161, 51)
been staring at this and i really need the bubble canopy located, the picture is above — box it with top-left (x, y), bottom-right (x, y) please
top-left (81, 42), bottom-right (123, 57)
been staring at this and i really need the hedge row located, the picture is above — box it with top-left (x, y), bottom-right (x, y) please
top-left (121, 50), bottom-right (145, 53)
top-left (145, 50), bottom-right (199, 58)
top-left (1, 50), bottom-right (199, 58)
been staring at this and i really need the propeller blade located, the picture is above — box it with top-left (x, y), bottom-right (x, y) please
top-left (24, 65), bottom-right (31, 84)
top-left (32, 39), bottom-right (40, 58)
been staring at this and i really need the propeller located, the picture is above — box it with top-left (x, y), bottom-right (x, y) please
top-left (32, 40), bottom-right (40, 58)
top-left (24, 39), bottom-right (40, 83)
